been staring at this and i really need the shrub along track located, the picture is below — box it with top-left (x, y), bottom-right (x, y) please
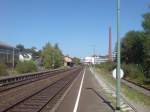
top-left (0, 67), bottom-right (82, 112)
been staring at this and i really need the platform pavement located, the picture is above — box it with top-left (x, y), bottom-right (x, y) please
top-left (55, 67), bottom-right (114, 112)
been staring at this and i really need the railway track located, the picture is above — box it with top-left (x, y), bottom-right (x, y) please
top-left (123, 78), bottom-right (150, 91)
top-left (0, 68), bottom-right (75, 92)
top-left (0, 67), bottom-right (82, 112)
top-left (122, 78), bottom-right (150, 97)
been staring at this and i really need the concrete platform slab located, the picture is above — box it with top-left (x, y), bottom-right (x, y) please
top-left (56, 67), bottom-right (114, 112)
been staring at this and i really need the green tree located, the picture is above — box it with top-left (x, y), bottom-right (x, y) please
top-left (53, 43), bottom-right (63, 68)
top-left (142, 12), bottom-right (150, 33)
top-left (26, 47), bottom-right (41, 59)
top-left (121, 31), bottom-right (144, 64)
top-left (143, 35), bottom-right (150, 79)
top-left (16, 44), bottom-right (25, 52)
top-left (41, 43), bottom-right (54, 69)
top-left (120, 10), bottom-right (150, 82)
top-left (41, 43), bottom-right (63, 69)
top-left (142, 11), bottom-right (150, 79)
top-left (72, 57), bottom-right (81, 65)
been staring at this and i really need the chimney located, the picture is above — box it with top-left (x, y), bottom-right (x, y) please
top-left (108, 27), bottom-right (112, 61)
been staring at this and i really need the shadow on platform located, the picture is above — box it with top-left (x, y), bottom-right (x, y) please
top-left (86, 88), bottom-right (115, 112)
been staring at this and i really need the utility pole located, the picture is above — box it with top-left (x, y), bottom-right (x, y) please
top-left (116, 0), bottom-right (121, 111)
top-left (93, 47), bottom-right (95, 70)
top-left (6, 50), bottom-right (8, 63)
top-left (52, 52), bottom-right (55, 69)
top-left (12, 48), bottom-right (15, 69)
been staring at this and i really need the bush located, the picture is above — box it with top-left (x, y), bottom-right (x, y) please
top-left (0, 63), bottom-right (8, 76)
top-left (96, 62), bottom-right (116, 72)
top-left (122, 63), bottom-right (145, 84)
top-left (96, 62), bottom-right (147, 84)
top-left (15, 61), bottom-right (37, 74)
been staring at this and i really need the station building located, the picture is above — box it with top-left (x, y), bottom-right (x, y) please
top-left (64, 56), bottom-right (73, 67)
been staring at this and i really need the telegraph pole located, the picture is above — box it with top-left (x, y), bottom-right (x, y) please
top-left (93, 46), bottom-right (95, 70)
top-left (116, 0), bottom-right (121, 111)
top-left (52, 52), bottom-right (55, 69)
top-left (12, 47), bottom-right (15, 69)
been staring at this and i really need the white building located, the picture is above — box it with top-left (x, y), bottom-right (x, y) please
top-left (19, 53), bottom-right (32, 62)
top-left (84, 56), bottom-right (108, 65)
top-left (84, 56), bottom-right (94, 64)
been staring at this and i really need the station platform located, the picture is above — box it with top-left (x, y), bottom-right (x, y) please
top-left (55, 67), bottom-right (114, 112)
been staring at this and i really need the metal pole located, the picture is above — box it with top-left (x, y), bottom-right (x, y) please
top-left (6, 50), bottom-right (8, 63)
top-left (52, 52), bottom-right (54, 69)
top-left (93, 47), bottom-right (95, 70)
top-left (116, 0), bottom-right (121, 111)
top-left (12, 48), bottom-right (15, 69)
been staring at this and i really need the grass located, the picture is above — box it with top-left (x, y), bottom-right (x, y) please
top-left (94, 68), bottom-right (125, 111)
top-left (96, 67), bottom-right (150, 106)
top-left (122, 83), bottom-right (150, 105)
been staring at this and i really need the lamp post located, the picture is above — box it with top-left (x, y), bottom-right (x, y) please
top-left (116, 0), bottom-right (121, 111)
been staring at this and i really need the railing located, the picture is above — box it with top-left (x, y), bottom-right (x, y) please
top-left (0, 67), bottom-right (79, 86)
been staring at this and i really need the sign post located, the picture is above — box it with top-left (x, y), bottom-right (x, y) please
top-left (112, 68), bottom-right (124, 79)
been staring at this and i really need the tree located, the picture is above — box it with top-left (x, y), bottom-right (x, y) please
top-left (142, 12), bottom-right (150, 33)
top-left (26, 47), bottom-right (41, 59)
top-left (121, 31), bottom-right (144, 64)
top-left (72, 57), bottom-right (81, 65)
top-left (41, 43), bottom-right (63, 69)
top-left (120, 10), bottom-right (150, 81)
top-left (142, 11), bottom-right (150, 79)
top-left (53, 43), bottom-right (63, 68)
top-left (16, 44), bottom-right (25, 52)
top-left (41, 43), bottom-right (53, 69)
top-left (143, 35), bottom-right (150, 79)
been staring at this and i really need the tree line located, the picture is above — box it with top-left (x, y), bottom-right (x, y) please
top-left (120, 9), bottom-right (150, 83)
top-left (0, 42), bottom-right (65, 75)
top-left (16, 43), bottom-right (64, 68)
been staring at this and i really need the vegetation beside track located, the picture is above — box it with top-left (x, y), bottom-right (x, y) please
top-left (15, 60), bottom-right (37, 74)
top-left (0, 42), bottom-right (81, 77)
top-left (118, 10), bottom-right (150, 86)
top-left (0, 63), bottom-right (9, 76)
top-left (96, 9), bottom-right (150, 89)
top-left (95, 62), bottom-right (150, 90)
top-left (95, 67), bottom-right (150, 106)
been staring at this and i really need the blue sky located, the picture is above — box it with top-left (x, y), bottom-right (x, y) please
top-left (0, 0), bottom-right (149, 58)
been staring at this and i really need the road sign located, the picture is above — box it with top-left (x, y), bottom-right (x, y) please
top-left (112, 68), bottom-right (124, 79)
